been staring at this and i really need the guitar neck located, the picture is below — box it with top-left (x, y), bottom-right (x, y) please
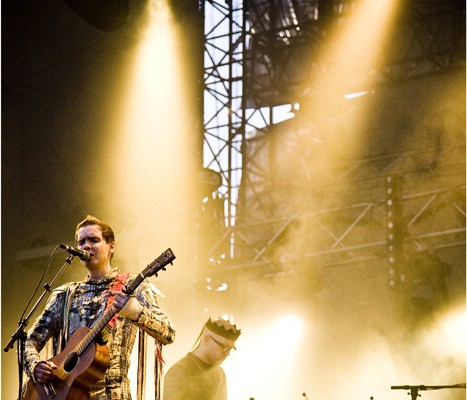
top-left (75, 308), bottom-right (116, 356)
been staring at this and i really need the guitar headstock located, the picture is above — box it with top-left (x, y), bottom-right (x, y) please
top-left (123, 248), bottom-right (175, 295)
top-left (146, 248), bottom-right (175, 277)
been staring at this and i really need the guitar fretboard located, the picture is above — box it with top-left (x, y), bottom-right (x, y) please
top-left (75, 309), bottom-right (115, 356)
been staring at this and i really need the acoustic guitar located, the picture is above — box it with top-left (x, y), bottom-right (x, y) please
top-left (23, 248), bottom-right (175, 400)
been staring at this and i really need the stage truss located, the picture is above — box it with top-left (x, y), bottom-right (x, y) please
top-left (201, 0), bottom-right (466, 281)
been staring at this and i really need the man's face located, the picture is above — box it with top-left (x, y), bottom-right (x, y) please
top-left (206, 332), bottom-right (236, 365)
top-left (76, 225), bottom-right (115, 270)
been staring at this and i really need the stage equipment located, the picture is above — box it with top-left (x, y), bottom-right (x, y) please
top-left (391, 383), bottom-right (466, 400)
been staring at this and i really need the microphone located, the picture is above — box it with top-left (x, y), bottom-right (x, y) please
top-left (60, 244), bottom-right (90, 261)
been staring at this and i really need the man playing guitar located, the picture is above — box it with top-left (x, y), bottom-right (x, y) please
top-left (23, 215), bottom-right (176, 399)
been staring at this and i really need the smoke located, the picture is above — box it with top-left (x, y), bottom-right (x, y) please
top-left (159, 69), bottom-right (467, 400)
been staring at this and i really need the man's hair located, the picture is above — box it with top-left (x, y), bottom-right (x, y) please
top-left (75, 215), bottom-right (115, 244)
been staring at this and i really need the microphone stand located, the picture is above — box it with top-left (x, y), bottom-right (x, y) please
top-left (3, 254), bottom-right (75, 400)
top-left (391, 383), bottom-right (466, 400)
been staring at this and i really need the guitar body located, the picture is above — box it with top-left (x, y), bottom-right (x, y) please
top-left (24, 326), bottom-right (110, 400)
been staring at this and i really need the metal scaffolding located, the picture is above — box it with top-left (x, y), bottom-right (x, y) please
top-left (201, 0), bottom-right (466, 279)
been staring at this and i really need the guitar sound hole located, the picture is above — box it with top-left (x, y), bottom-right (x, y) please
top-left (63, 352), bottom-right (79, 372)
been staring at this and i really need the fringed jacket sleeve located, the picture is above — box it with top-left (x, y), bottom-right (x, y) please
top-left (131, 278), bottom-right (176, 345)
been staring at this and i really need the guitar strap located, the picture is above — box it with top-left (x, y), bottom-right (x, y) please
top-left (59, 273), bottom-right (129, 352)
top-left (105, 272), bottom-right (130, 329)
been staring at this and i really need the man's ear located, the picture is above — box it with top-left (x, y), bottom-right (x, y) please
top-left (109, 241), bottom-right (116, 255)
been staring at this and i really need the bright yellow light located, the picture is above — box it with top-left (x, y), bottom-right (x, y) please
top-left (303, 0), bottom-right (403, 170)
top-left (94, 0), bottom-right (200, 250)
top-left (344, 90), bottom-right (371, 100)
top-left (322, 0), bottom-right (402, 86)
top-left (113, 2), bottom-right (190, 203)
top-left (332, 0), bottom-right (399, 62)
top-left (421, 306), bottom-right (467, 357)
top-left (224, 315), bottom-right (305, 400)
top-left (276, 315), bottom-right (303, 340)
top-left (93, 2), bottom-right (202, 395)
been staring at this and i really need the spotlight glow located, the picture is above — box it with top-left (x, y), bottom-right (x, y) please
top-left (276, 315), bottom-right (303, 340)
top-left (344, 90), bottom-right (371, 100)
top-left (421, 306), bottom-right (467, 357)
top-left (301, 0), bottom-right (403, 170)
top-left (104, 2), bottom-right (201, 397)
top-left (224, 315), bottom-right (305, 400)
top-left (95, 0), bottom-right (200, 232)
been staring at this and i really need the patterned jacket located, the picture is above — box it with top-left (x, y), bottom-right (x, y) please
top-left (24, 267), bottom-right (176, 399)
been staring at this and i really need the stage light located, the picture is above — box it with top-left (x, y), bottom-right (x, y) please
top-left (276, 315), bottom-right (303, 340)
top-left (385, 175), bottom-right (404, 288)
top-left (91, 0), bottom-right (201, 273)
top-left (343, 90), bottom-right (371, 100)
top-left (115, 1), bottom-right (200, 397)
top-left (421, 306), bottom-right (467, 357)
top-left (224, 314), bottom-right (305, 400)
top-left (215, 282), bottom-right (228, 291)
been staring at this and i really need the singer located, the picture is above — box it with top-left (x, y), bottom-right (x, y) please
top-left (23, 215), bottom-right (176, 399)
